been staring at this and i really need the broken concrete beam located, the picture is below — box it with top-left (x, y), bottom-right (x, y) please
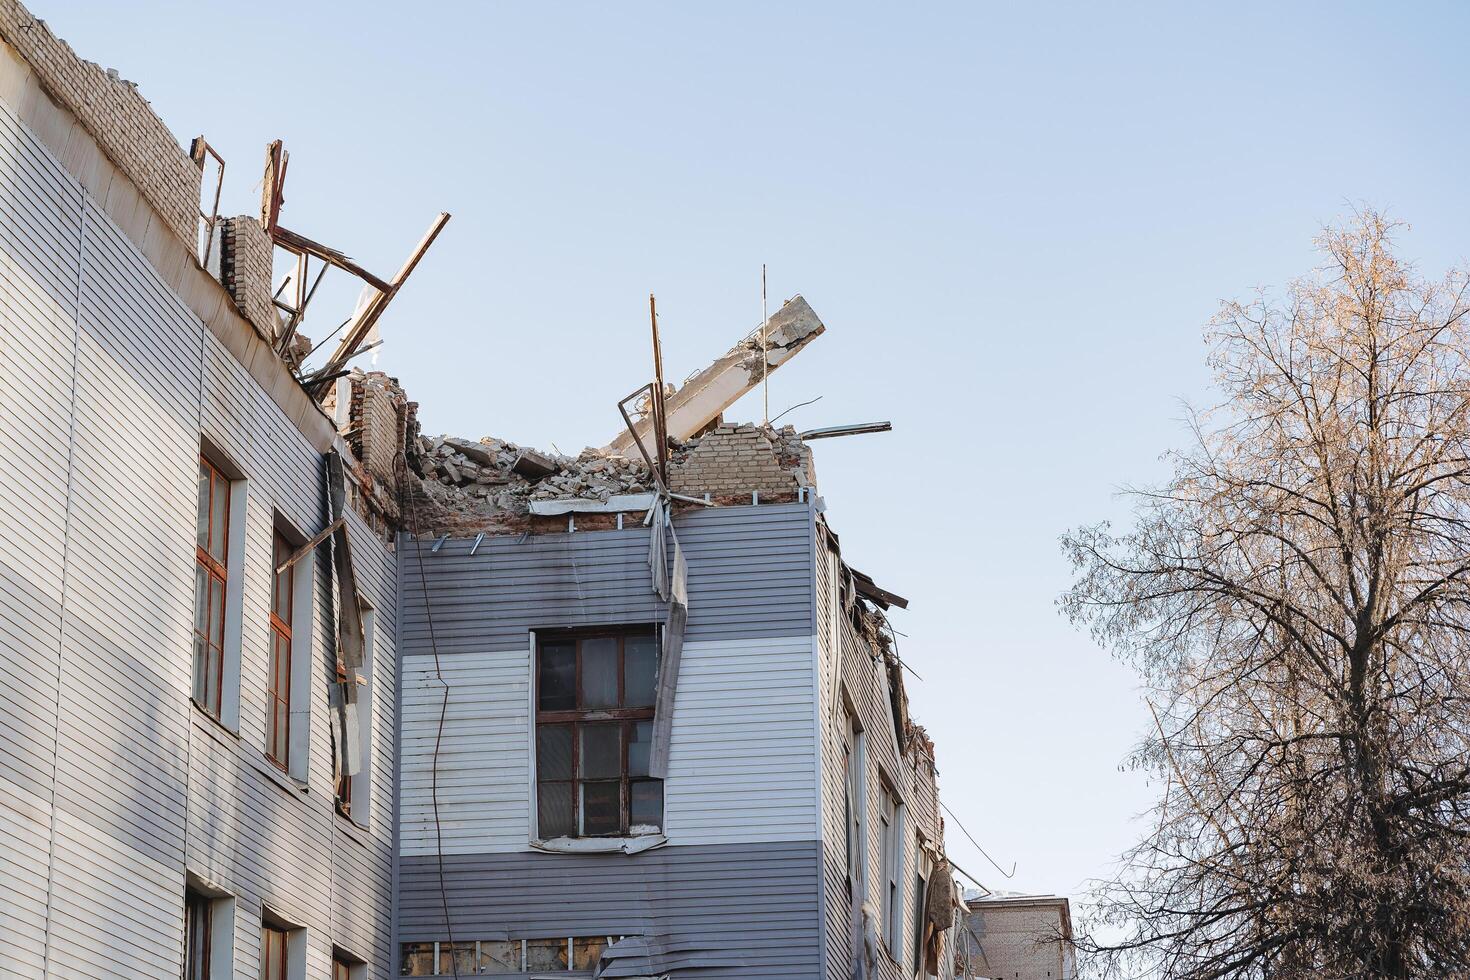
top-left (444, 437), bottom-right (498, 468)
top-left (512, 449), bottom-right (558, 479)
top-left (606, 295), bottom-right (825, 456)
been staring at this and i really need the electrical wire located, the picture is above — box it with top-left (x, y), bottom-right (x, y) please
top-left (403, 473), bottom-right (461, 979)
top-left (769, 394), bottom-right (823, 426)
top-left (941, 800), bottom-right (1017, 880)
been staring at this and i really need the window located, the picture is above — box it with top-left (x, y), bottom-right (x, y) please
top-left (879, 787), bottom-right (906, 958)
top-left (845, 716), bottom-right (867, 899)
top-left (261, 923), bottom-right (288, 980)
top-left (910, 858), bottom-right (929, 976)
top-left (400, 938), bottom-right (619, 976)
top-left (267, 533), bottom-right (293, 769)
top-left (185, 889), bottom-right (212, 980)
top-left (535, 628), bottom-right (662, 838)
top-left (194, 457), bottom-right (230, 718)
top-left (333, 959), bottom-right (350, 980)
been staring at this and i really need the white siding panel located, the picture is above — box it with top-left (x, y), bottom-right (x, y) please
top-left (0, 94), bottom-right (399, 978)
top-left (399, 646), bottom-right (531, 856)
top-left (664, 634), bottom-right (820, 844)
top-left (400, 632), bottom-right (820, 856)
top-left (0, 97), bottom-right (78, 979)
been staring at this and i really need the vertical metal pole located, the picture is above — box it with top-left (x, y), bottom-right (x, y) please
top-left (649, 294), bottom-right (669, 488)
top-left (761, 263), bottom-right (769, 424)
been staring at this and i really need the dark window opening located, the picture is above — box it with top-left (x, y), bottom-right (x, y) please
top-left (193, 457), bottom-right (230, 718)
top-left (535, 628), bottom-right (662, 837)
top-left (266, 532), bottom-right (292, 769)
top-left (261, 923), bottom-right (288, 980)
top-left (184, 889), bottom-right (212, 980)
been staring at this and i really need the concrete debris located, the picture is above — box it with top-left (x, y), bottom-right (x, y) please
top-left (607, 294), bottom-right (826, 456)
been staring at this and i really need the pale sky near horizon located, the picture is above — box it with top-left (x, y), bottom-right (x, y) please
top-left (42, 0), bottom-right (1470, 910)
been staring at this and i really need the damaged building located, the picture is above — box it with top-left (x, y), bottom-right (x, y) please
top-left (0, 2), bottom-right (963, 977)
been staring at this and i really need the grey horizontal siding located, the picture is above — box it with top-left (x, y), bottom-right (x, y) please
top-left (399, 841), bottom-right (823, 978)
top-left (0, 96), bottom-right (398, 979)
top-left (397, 502), bottom-right (815, 655)
top-left (0, 92), bottom-right (79, 977)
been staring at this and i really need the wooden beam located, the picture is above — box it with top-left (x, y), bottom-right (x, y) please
top-left (317, 212), bottom-right (451, 380)
top-left (270, 225), bottom-right (393, 294)
top-left (275, 517), bottom-right (345, 575)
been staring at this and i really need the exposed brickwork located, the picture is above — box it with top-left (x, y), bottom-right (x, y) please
top-left (962, 898), bottom-right (1074, 979)
top-left (0, 0), bottom-right (199, 244)
top-left (668, 423), bottom-right (807, 497)
top-left (350, 370), bottom-right (409, 490)
top-left (219, 216), bottom-right (278, 341)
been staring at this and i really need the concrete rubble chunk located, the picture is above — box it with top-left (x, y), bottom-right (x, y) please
top-left (605, 294), bottom-right (826, 456)
top-left (512, 449), bottom-right (558, 479)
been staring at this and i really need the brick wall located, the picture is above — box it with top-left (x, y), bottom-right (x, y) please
top-left (668, 423), bottom-right (805, 498)
top-left (0, 0), bottom-right (199, 245)
top-left (220, 216), bottom-right (278, 340)
top-left (349, 370), bottom-right (408, 489)
top-left (962, 901), bottom-right (1072, 979)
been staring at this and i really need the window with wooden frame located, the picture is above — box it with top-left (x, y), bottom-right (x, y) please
top-left (193, 457), bottom-right (230, 718)
top-left (535, 627), bottom-right (662, 838)
top-left (879, 787), bottom-right (906, 958)
top-left (332, 953), bottom-right (354, 980)
top-left (260, 922), bottom-right (288, 980)
top-left (266, 533), bottom-right (293, 769)
top-left (845, 714), bottom-right (867, 899)
top-left (185, 889), bottom-right (212, 980)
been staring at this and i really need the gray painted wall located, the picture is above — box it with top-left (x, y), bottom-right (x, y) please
top-left (395, 504), bottom-right (823, 977)
top-left (398, 842), bottom-right (822, 978)
top-left (0, 92), bottom-right (397, 978)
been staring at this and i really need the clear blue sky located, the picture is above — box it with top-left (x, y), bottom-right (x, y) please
top-left (45, 0), bottom-right (1470, 901)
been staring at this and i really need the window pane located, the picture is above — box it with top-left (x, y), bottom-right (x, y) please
top-left (272, 702), bottom-right (288, 764)
top-left (262, 926), bottom-right (286, 980)
top-left (579, 724), bottom-right (621, 779)
top-left (630, 779), bottom-right (663, 831)
top-left (525, 938), bottom-right (569, 971)
top-left (196, 462), bottom-right (211, 550)
top-left (438, 942), bottom-right (475, 975)
top-left (624, 634), bottom-right (657, 707)
top-left (205, 645), bottom-right (222, 716)
top-left (581, 636), bottom-right (618, 708)
top-left (538, 782), bottom-right (574, 838)
top-left (479, 940), bottom-right (522, 974)
top-left (209, 474), bottom-right (228, 563)
top-left (192, 632), bottom-right (209, 705)
top-left (185, 893), bottom-right (210, 980)
top-left (581, 780), bottom-right (621, 835)
top-left (399, 943), bottom-right (434, 976)
top-left (272, 537), bottom-right (291, 620)
top-left (537, 724), bottom-right (573, 780)
top-left (573, 937), bottom-right (607, 970)
top-left (209, 576), bottom-right (225, 647)
top-left (628, 721), bottom-right (652, 778)
top-left (538, 641), bottom-right (575, 711)
top-left (194, 564), bottom-right (209, 635)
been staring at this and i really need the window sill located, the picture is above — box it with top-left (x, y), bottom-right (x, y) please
top-left (190, 702), bottom-right (240, 746)
top-left (334, 810), bottom-right (372, 847)
top-left (248, 752), bottom-right (309, 798)
top-left (529, 833), bottom-right (667, 855)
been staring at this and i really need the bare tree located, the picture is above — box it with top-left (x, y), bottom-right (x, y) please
top-left (1061, 211), bottom-right (1470, 979)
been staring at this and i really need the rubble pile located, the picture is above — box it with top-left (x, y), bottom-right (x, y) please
top-left (403, 419), bottom-right (815, 535)
top-left (413, 435), bottom-right (654, 508)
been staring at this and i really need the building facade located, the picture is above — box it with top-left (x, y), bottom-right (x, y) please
top-left (391, 427), bottom-right (956, 979)
top-left (958, 894), bottom-right (1075, 980)
top-left (0, 4), bottom-right (962, 978)
top-left (0, 6), bottom-right (399, 977)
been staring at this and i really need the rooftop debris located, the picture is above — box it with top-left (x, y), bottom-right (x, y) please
top-left (254, 139), bottom-right (450, 395)
top-left (606, 294), bottom-right (826, 456)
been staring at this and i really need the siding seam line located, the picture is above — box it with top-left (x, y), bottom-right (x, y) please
top-left (42, 166), bottom-right (85, 980)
